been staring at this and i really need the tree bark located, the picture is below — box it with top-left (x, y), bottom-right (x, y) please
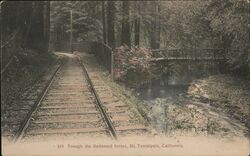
top-left (26, 1), bottom-right (46, 52)
top-left (21, 2), bottom-right (33, 48)
top-left (134, 2), bottom-right (140, 47)
top-left (107, 1), bottom-right (115, 49)
top-left (121, 1), bottom-right (130, 47)
top-left (44, 1), bottom-right (50, 52)
top-left (1, 1), bottom-right (50, 53)
top-left (102, 1), bottom-right (107, 44)
top-left (150, 2), bottom-right (160, 49)
top-left (155, 4), bottom-right (161, 49)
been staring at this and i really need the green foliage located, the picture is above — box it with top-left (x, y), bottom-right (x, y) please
top-left (141, 0), bottom-right (248, 77)
top-left (50, 1), bottom-right (102, 41)
top-left (49, 0), bottom-right (249, 78)
top-left (204, 0), bottom-right (249, 74)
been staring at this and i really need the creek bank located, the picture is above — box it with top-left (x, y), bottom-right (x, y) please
top-left (136, 74), bottom-right (249, 137)
top-left (188, 74), bottom-right (250, 130)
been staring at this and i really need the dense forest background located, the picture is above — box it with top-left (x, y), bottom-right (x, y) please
top-left (1, 1), bottom-right (50, 69)
top-left (1, 1), bottom-right (249, 79)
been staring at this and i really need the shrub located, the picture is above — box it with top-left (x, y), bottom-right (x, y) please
top-left (113, 45), bottom-right (154, 87)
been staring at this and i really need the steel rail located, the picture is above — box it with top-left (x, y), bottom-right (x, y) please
top-left (78, 57), bottom-right (118, 139)
top-left (12, 62), bottom-right (62, 143)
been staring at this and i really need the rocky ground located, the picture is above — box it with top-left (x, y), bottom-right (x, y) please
top-left (188, 75), bottom-right (249, 129)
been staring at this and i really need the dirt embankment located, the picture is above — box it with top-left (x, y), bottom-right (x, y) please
top-left (188, 75), bottom-right (250, 130)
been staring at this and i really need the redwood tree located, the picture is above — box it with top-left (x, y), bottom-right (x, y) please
top-left (107, 1), bottom-right (115, 49)
top-left (26, 1), bottom-right (47, 52)
top-left (121, 1), bottom-right (130, 47)
top-left (102, 1), bottom-right (107, 44)
top-left (134, 1), bottom-right (140, 47)
top-left (149, 2), bottom-right (161, 49)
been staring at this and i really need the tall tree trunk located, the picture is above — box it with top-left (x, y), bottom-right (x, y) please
top-left (155, 4), bottom-right (161, 49)
top-left (1, 1), bottom-right (50, 53)
top-left (107, 1), bottom-right (115, 49)
top-left (121, 1), bottom-right (130, 47)
top-left (134, 2), bottom-right (140, 47)
top-left (102, 1), bottom-right (107, 44)
top-left (150, 2), bottom-right (160, 49)
top-left (55, 24), bottom-right (60, 51)
top-left (21, 2), bottom-right (33, 48)
top-left (44, 1), bottom-right (50, 52)
top-left (26, 1), bottom-right (46, 52)
top-left (2, 1), bottom-right (19, 36)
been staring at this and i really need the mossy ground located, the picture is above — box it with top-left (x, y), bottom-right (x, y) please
top-left (1, 50), bottom-right (58, 108)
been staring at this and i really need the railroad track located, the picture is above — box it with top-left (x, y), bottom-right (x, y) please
top-left (2, 54), bottom-right (147, 143)
top-left (1, 62), bottom-right (62, 140)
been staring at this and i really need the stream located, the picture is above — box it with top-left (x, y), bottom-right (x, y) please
top-left (134, 61), bottom-right (226, 134)
top-left (135, 78), bottom-right (191, 133)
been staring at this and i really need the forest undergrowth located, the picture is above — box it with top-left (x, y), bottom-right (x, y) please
top-left (1, 50), bottom-right (57, 109)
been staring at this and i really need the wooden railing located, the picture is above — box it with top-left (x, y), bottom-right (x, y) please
top-left (150, 48), bottom-right (226, 61)
top-left (90, 42), bottom-right (113, 78)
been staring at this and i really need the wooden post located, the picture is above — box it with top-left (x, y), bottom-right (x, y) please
top-left (70, 10), bottom-right (73, 53)
top-left (111, 50), bottom-right (114, 80)
top-left (166, 61), bottom-right (169, 85)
